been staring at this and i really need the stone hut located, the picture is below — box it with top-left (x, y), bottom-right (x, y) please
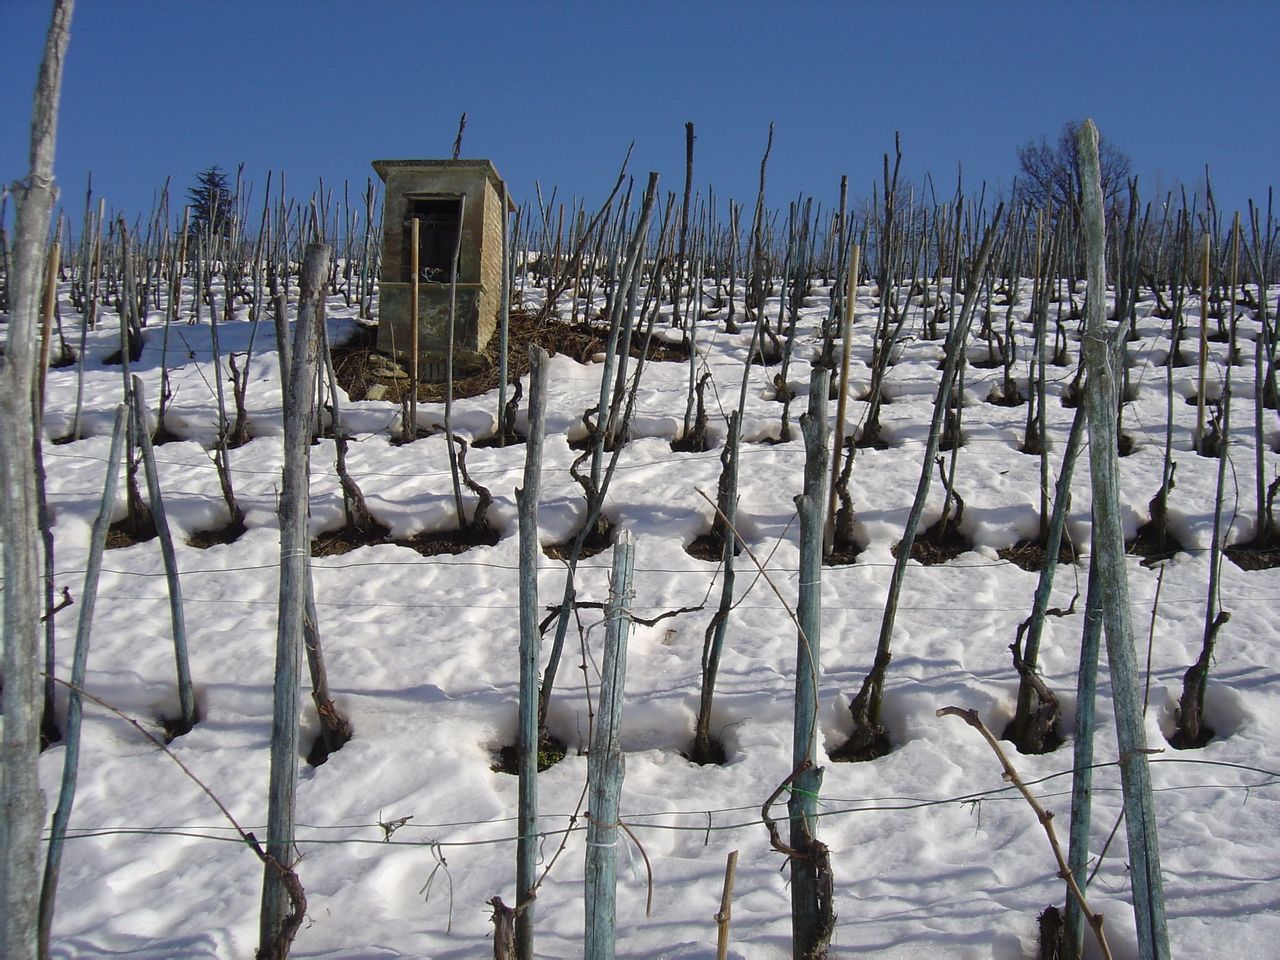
top-left (372, 159), bottom-right (509, 379)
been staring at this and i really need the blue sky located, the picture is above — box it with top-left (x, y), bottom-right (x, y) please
top-left (3, 1), bottom-right (1277, 228)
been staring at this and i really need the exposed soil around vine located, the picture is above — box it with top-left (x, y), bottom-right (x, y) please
top-left (150, 422), bottom-right (187, 446)
top-left (396, 524), bottom-right (501, 557)
top-left (1224, 537), bottom-right (1280, 572)
top-left (331, 311), bottom-right (687, 404)
top-left (997, 537), bottom-right (1078, 573)
top-left (683, 737), bottom-right (728, 766)
top-left (472, 430), bottom-right (526, 449)
top-left (187, 516), bottom-right (247, 549)
top-left (106, 517), bottom-right (157, 549)
top-left (491, 734), bottom-right (567, 774)
top-left (542, 520), bottom-right (616, 561)
top-left (311, 520), bottom-right (393, 557)
top-left (823, 537), bottom-right (865, 566)
top-left (893, 520), bottom-right (973, 565)
top-left (1125, 520), bottom-right (1186, 567)
top-left (684, 532), bottom-right (739, 561)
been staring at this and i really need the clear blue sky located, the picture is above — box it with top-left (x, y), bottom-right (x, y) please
top-left (3, 0), bottom-right (1277, 229)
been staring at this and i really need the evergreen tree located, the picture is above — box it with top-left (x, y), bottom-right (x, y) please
top-left (186, 165), bottom-right (235, 241)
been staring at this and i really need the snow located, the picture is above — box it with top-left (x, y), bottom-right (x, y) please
top-left (11, 273), bottom-right (1280, 958)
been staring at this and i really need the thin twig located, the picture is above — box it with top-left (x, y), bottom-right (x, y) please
top-left (616, 818), bottom-right (654, 918)
top-left (1144, 565), bottom-right (1165, 713)
top-left (760, 760), bottom-right (815, 860)
top-left (539, 599), bottom-right (704, 634)
top-left (937, 705), bottom-right (1112, 960)
top-left (45, 675), bottom-right (307, 947)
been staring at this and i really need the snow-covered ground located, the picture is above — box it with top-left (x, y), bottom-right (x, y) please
top-left (17, 272), bottom-right (1280, 958)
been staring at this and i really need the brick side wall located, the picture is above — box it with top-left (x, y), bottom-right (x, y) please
top-left (476, 179), bottom-right (505, 348)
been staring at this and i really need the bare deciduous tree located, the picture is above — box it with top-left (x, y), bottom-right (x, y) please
top-left (1016, 120), bottom-right (1132, 213)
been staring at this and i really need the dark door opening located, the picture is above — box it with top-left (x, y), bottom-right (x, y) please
top-left (402, 196), bottom-right (462, 282)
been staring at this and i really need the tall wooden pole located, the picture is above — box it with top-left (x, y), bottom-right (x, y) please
top-left (515, 346), bottom-right (549, 960)
top-left (2, 3), bottom-right (74, 958)
top-left (407, 217), bottom-right (420, 439)
top-left (496, 183), bottom-right (512, 444)
top-left (825, 244), bottom-right (860, 555)
top-left (1064, 557), bottom-right (1102, 958)
top-left (38, 403), bottom-right (124, 960)
top-left (259, 242), bottom-right (330, 958)
top-left (583, 531), bottom-right (636, 960)
top-left (1077, 119), bottom-right (1170, 960)
top-left (791, 368), bottom-right (831, 958)
top-left (1194, 233), bottom-right (1211, 452)
top-left (131, 376), bottom-right (196, 734)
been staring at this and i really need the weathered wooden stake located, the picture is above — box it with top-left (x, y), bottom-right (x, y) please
top-left (583, 530), bottom-right (636, 960)
top-left (131, 376), bottom-right (196, 734)
top-left (36, 237), bottom-right (60, 406)
top-left (444, 196), bottom-right (468, 529)
top-left (715, 849), bottom-right (739, 960)
top-left (38, 237), bottom-right (63, 747)
top-left (259, 242), bottom-right (330, 959)
top-left (2, 3), bottom-right (74, 957)
top-left (1065, 556), bottom-right (1102, 960)
top-left (496, 182), bottom-right (512, 444)
top-left (515, 346), bottom-right (549, 960)
top-left (38, 403), bottom-right (124, 960)
top-left (792, 368), bottom-right (832, 959)
top-left (407, 217), bottom-right (420, 440)
top-left (1077, 119), bottom-right (1170, 960)
top-left (824, 244), bottom-right (860, 556)
top-left (1194, 233), bottom-right (1211, 452)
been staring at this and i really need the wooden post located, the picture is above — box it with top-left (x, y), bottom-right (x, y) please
top-left (673, 121), bottom-right (694, 331)
top-left (1194, 233), bottom-right (1210, 452)
top-left (1076, 119), bottom-right (1170, 960)
top-left (825, 244), bottom-right (860, 556)
top-left (823, 175), bottom-right (848, 341)
top-left (37, 237), bottom-right (62, 748)
top-left (583, 530), bottom-right (636, 960)
top-left (444, 197), bottom-right (468, 529)
top-left (496, 182), bottom-right (512, 444)
top-left (85, 196), bottom-right (104, 331)
top-left (37, 238), bottom-right (60, 410)
top-left (515, 346), bottom-right (549, 960)
top-left (792, 367), bottom-right (831, 958)
top-left (71, 198), bottom-right (104, 439)
top-left (2, 3), bottom-right (74, 957)
top-left (1064, 557), bottom-right (1102, 960)
top-left (131, 376), bottom-right (196, 734)
top-left (408, 217), bottom-right (420, 440)
top-left (715, 849), bottom-right (739, 960)
top-left (259, 242), bottom-right (330, 959)
top-left (38, 403), bottom-right (124, 960)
